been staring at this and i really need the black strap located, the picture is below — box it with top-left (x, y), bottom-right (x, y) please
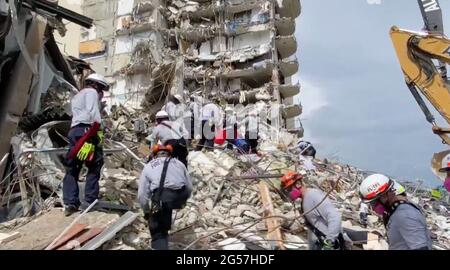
top-left (160, 122), bottom-right (175, 132)
top-left (160, 122), bottom-right (185, 143)
top-left (301, 201), bottom-right (346, 250)
top-left (153, 157), bottom-right (172, 204)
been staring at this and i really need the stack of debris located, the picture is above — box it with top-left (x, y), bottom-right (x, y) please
top-left (1, 99), bottom-right (450, 250)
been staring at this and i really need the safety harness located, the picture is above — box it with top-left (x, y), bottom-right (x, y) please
top-left (159, 122), bottom-right (187, 147)
top-left (150, 157), bottom-right (172, 215)
top-left (301, 202), bottom-right (346, 250)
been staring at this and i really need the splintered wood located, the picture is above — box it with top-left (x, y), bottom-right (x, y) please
top-left (258, 181), bottom-right (285, 250)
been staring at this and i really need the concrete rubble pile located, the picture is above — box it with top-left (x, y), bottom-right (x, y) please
top-left (75, 112), bottom-right (450, 250)
top-left (1, 0), bottom-right (450, 250)
top-left (1, 103), bottom-right (450, 250)
top-left (0, 0), bottom-right (94, 223)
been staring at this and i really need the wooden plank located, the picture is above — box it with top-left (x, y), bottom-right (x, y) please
top-left (258, 181), bottom-right (285, 250)
top-left (45, 199), bottom-right (99, 250)
top-left (0, 232), bottom-right (21, 244)
top-left (58, 228), bottom-right (104, 250)
top-left (49, 223), bottom-right (88, 250)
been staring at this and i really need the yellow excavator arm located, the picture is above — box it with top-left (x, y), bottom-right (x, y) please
top-left (390, 27), bottom-right (450, 145)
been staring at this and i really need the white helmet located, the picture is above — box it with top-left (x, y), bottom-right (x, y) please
top-left (439, 153), bottom-right (450, 172)
top-left (155, 111), bottom-right (169, 120)
top-left (174, 94), bottom-right (183, 102)
top-left (86, 73), bottom-right (109, 91)
top-left (359, 174), bottom-right (394, 203)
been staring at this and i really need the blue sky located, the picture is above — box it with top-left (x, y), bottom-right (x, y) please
top-left (294, 0), bottom-right (450, 187)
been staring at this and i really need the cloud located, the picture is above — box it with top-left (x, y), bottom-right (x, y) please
top-left (292, 0), bottom-right (449, 187)
top-left (294, 75), bottom-right (329, 121)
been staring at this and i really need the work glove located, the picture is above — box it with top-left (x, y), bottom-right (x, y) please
top-left (77, 142), bottom-right (95, 161)
top-left (322, 238), bottom-right (338, 250)
top-left (97, 131), bottom-right (104, 146)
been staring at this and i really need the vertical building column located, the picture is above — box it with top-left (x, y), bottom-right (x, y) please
top-left (270, 0), bottom-right (282, 140)
top-left (218, 0), bottom-right (226, 94)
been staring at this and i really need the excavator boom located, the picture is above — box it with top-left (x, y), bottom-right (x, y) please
top-left (390, 0), bottom-right (450, 179)
top-left (390, 27), bottom-right (450, 144)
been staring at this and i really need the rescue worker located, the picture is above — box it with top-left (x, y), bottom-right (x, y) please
top-left (149, 111), bottom-right (189, 168)
top-left (62, 73), bottom-right (109, 216)
top-left (164, 94), bottom-right (183, 121)
top-left (392, 180), bottom-right (407, 197)
top-left (240, 111), bottom-right (259, 154)
top-left (138, 145), bottom-right (192, 250)
top-left (196, 98), bottom-right (222, 151)
top-left (188, 96), bottom-right (201, 144)
top-left (439, 153), bottom-right (450, 192)
top-left (359, 174), bottom-right (432, 250)
top-left (224, 107), bottom-right (237, 150)
top-left (281, 171), bottom-right (344, 250)
top-left (297, 140), bottom-right (316, 158)
top-left (289, 140), bottom-right (316, 170)
top-left (359, 202), bottom-right (368, 227)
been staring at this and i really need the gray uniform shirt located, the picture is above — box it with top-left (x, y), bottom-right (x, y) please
top-left (387, 203), bottom-right (432, 250)
top-left (165, 101), bottom-right (178, 121)
top-left (70, 88), bottom-right (101, 127)
top-left (149, 121), bottom-right (188, 148)
top-left (137, 157), bottom-right (193, 212)
top-left (302, 188), bottom-right (342, 242)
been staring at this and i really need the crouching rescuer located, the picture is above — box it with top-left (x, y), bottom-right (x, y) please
top-left (359, 174), bottom-right (432, 250)
top-left (280, 172), bottom-right (345, 250)
top-left (62, 73), bottom-right (109, 217)
top-left (138, 145), bottom-right (193, 250)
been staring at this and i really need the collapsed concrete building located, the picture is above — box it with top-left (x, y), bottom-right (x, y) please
top-left (79, 0), bottom-right (303, 134)
top-left (0, 0), bottom-right (95, 220)
top-left (1, 0), bottom-right (449, 251)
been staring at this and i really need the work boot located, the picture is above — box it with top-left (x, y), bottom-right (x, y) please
top-left (64, 205), bottom-right (79, 217)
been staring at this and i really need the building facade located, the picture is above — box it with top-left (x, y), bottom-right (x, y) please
top-left (79, 0), bottom-right (302, 135)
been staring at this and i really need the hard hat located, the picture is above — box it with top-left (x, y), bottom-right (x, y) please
top-left (155, 111), bottom-right (169, 120)
top-left (392, 181), bottom-right (406, 196)
top-left (439, 153), bottom-right (450, 172)
top-left (281, 171), bottom-right (303, 189)
top-left (359, 174), bottom-right (394, 203)
top-left (152, 144), bottom-right (173, 155)
top-left (173, 94), bottom-right (183, 102)
top-left (86, 73), bottom-right (109, 91)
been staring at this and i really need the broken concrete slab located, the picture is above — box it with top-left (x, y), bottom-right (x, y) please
top-left (0, 209), bottom-right (119, 250)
